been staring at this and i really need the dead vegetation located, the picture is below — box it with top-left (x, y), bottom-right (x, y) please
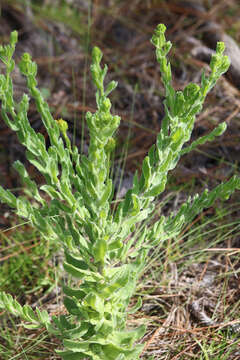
top-left (0, 0), bottom-right (240, 358)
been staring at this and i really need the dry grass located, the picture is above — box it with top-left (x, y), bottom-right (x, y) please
top-left (1, 0), bottom-right (240, 358)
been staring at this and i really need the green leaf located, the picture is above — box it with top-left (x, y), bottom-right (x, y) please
top-left (40, 184), bottom-right (61, 199)
top-left (93, 238), bottom-right (107, 263)
top-left (145, 182), bottom-right (165, 197)
top-left (142, 156), bottom-right (151, 189)
top-left (63, 262), bottom-right (104, 282)
top-left (13, 160), bottom-right (44, 203)
top-left (36, 308), bottom-right (50, 324)
top-left (102, 343), bottom-right (144, 360)
top-left (16, 197), bottom-right (32, 218)
top-left (92, 46), bottom-right (103, 65)
top-left (148, 144), bottom-right (156, 166)
top-left (180, 122), bottom-right (227, 156)
top-left (62, 284), bottom-right (86, 300)
top-left (102, 265), bottom-right (131, 297)
top-left (130, 194), bottom-right (140, 216)
top-left (108, 238), bottom-right (123, 251)
top-left (113, 325), bottom-right (146, 347)
top-left (63, 297), bottom-right (81, 316)
top-left (83, 293), bottom-right (104, 315)
top-left (22, 305), bottom-right (39, 322)
top-left (55, 351), bottom-right (86, 360)
top-left (10, 30), bottom-right (18, 45)
top-left (105, 80), bottom-right (118, 96)
top-left (0, 186), bottom-right (17, 207)
top-left (65, 251), bottom-right (89, 270)
top-left (64, 339), bottom-right (95, 351)
top-left (98, 179), bottom-right (112, 206)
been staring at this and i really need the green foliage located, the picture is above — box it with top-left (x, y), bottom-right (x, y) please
top-left (0, 25), bottom-right (238, 359)
top-left (0, 291), bottom-right (51, 330)
top-left (0, 227), bottom-right (55, 296)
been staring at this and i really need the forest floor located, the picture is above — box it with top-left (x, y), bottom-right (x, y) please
top-left (1, 1), bottom-right (240, 359)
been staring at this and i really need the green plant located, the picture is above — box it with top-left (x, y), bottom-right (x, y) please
top-left (0, 225), bottom-right (56, 296)
top-left (0, 24), bottom-right (238, 360)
